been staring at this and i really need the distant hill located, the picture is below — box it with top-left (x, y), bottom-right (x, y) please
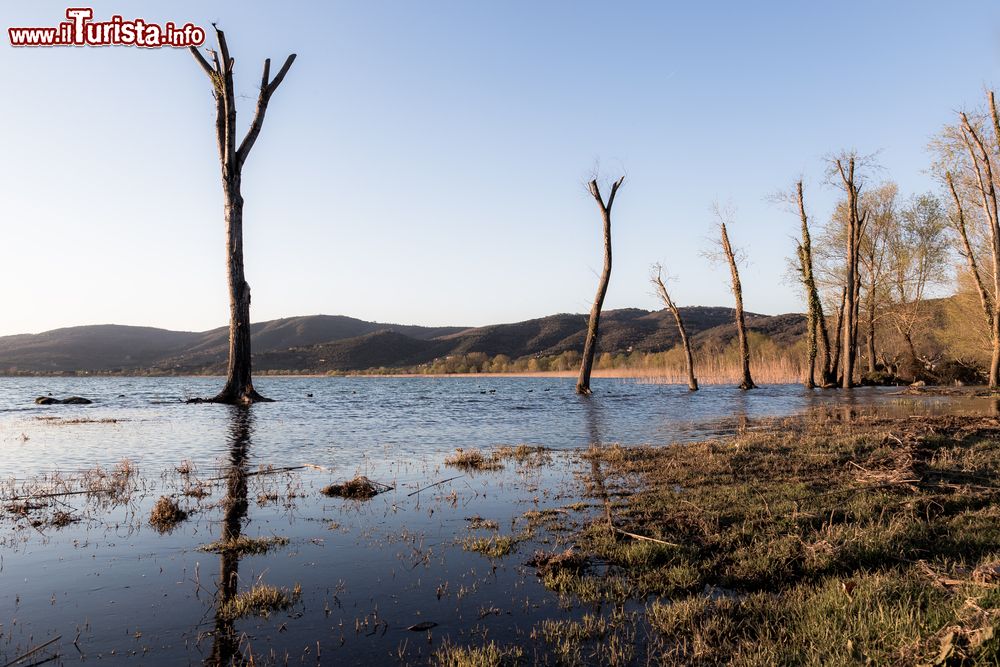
top-left (0, 309), bottom-right (806, 375)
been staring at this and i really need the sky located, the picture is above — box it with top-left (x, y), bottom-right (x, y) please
top-left (3, 1), bottom-right (1000, 336)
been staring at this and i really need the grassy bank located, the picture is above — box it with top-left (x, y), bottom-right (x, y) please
top-left (457, 415), bottom-right (1000, 665)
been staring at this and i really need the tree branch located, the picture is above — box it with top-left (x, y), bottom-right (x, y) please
top-left (237, 53), bottom-right (297, 168)
top-left (189, 46), bottom-right (214, 78)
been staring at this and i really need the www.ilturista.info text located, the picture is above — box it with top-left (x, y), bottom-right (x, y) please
top-left (9, 8), bottom-right (205, 47)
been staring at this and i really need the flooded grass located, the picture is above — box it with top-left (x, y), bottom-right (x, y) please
top-left (538, 415), bottom-right (1000, 664)
top-left (444, 448), bottom-right (502, 471)
top-left (199, 534), bottom-right (290, 555)
top-left (461, 533), bottom-right (522, 558)
top-left (218, 583), bottom-right (302, 621)
top-left (6, 384), bottom-right (1000, 664)
top-left (445, 444), bottom-right (551, 472)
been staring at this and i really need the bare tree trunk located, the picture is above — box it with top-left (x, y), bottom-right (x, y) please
top-left (720, 223), bottom-right (755, 390)
top-left (188, 27), bottom-right (295, 405)
top-left (652, 267), bottom-right (697, 390)
top-left (865, 294), bottom-right (877, 375)
top-left (963, 104), bottom-right (1000, 389)
top-left (830, 287), bottom-right (847, 384)
top-left (798, 244), bottom-right (817, 389)
top-left (794, 181), bottom-right (830, 388)
top-left (835, 157), bottom-right (866, 389)
top-left (946, 171), bottom-right (994, 331)
top-left (576, 176), bottom-right (624, 395)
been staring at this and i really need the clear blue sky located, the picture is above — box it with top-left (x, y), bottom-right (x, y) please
top-left (3, 1), bottom-right (1000, 336)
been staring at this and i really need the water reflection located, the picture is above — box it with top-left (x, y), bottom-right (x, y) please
top-left (209, 407), bottom-right (253, 667)
top-left (582, 398), bottom-right (613, 526)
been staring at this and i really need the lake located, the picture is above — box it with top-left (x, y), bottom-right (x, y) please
top-left (2, 376), bottom-right (996, 476)
top-left (0, 377), bottom-right (996, 665)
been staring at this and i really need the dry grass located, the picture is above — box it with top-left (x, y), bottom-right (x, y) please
top-left (321, 475), bottom-right (392, 500)
top-left (466, 515), bottom-right (500, 531)
top-left (493, 444), bottom-right (551, 466)
top-left (634, 353), bottom-right (804, 385)
top-left (82, 459), bottom-right (138, 503)
top-left (431, 640), bottom-right (524, 667)
top-left (444, 449), bottom-right (502, 471)
top-left (445, 445), bottom-right (550, 471)
top-left (531, 415), bottom-right (1000, 664)
top-left (148, 496), bottom-right (187, 533)
top-left (218, 583), bottom-right (302, 621)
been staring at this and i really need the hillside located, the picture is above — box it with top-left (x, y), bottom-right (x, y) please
top-left (0, 308), bottom-right (806, 375)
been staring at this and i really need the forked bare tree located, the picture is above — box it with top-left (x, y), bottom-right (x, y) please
top-left (576, 175), bottom-right (625, 395)
top-left (651, 265), bottom-right (698, 390)
top-left (714, 210), bottom-right (756, 390)
top-left (830, 153), bottom-right (869, 388)
top-left (188, 27), bottom-right (295, 405)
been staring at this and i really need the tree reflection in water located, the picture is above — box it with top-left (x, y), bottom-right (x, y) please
top-left (209, 407), bottom-right (253, 667)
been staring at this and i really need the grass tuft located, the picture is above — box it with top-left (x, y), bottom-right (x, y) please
top-left (218, 583), bottom-right (301, 621)
top-left (431, 640), bottom-right (524, 666)
top-left (199, 535), bottom-right (289, 556)
top-left (149, 496), bottom-right (187, 533)
top-left (321, 475), bottom-right (392, 499)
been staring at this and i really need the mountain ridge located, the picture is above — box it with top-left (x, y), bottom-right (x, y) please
top-left (0, 308), bottom-right (805, 374)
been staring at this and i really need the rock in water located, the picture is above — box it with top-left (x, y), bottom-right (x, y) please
top-left (35, 396), bottom-right (93, 405)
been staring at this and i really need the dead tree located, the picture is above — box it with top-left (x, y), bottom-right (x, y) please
top-left (576, 175), bottom-right (624, 395)
top-left (188, 27), bottom-right (295, 405)
top-left (651, 265), bottom-right (697, 390)
top-left (793, 181), bottom-right (832, 388)
top-left (959, 109), bottom-right (1000, 388)
top-left (718, 220), bottom-right (756, 390)
top-left (945, 171), bottom-right (993, 332)
top-left (833, 156), bottom-right (868, 388)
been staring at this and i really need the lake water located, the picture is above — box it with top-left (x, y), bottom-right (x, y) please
top-left (2, 376), bottom-right (996, 477)
top-left (0, 377), bottom-right (996, 665)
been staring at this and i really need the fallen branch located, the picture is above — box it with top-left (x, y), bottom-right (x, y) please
top-left (611, 525), bottom-right (679, 547)
top-left (3, 635), bottom-right (61, 667)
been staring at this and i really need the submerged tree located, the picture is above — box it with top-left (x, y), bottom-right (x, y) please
top-left (576, 175), bottom-right (625, 395)
top-left (189, 27), bottom-right (296, 404)
top-left (651, 265), bottom-right (698, 390)
top-left (713, 208), bottom-right (755, 390)
top-left (829, 153), bottom-right (870, 388)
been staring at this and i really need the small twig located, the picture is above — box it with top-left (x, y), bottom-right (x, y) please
top-left (407, 475), bottom-right (464, 497)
